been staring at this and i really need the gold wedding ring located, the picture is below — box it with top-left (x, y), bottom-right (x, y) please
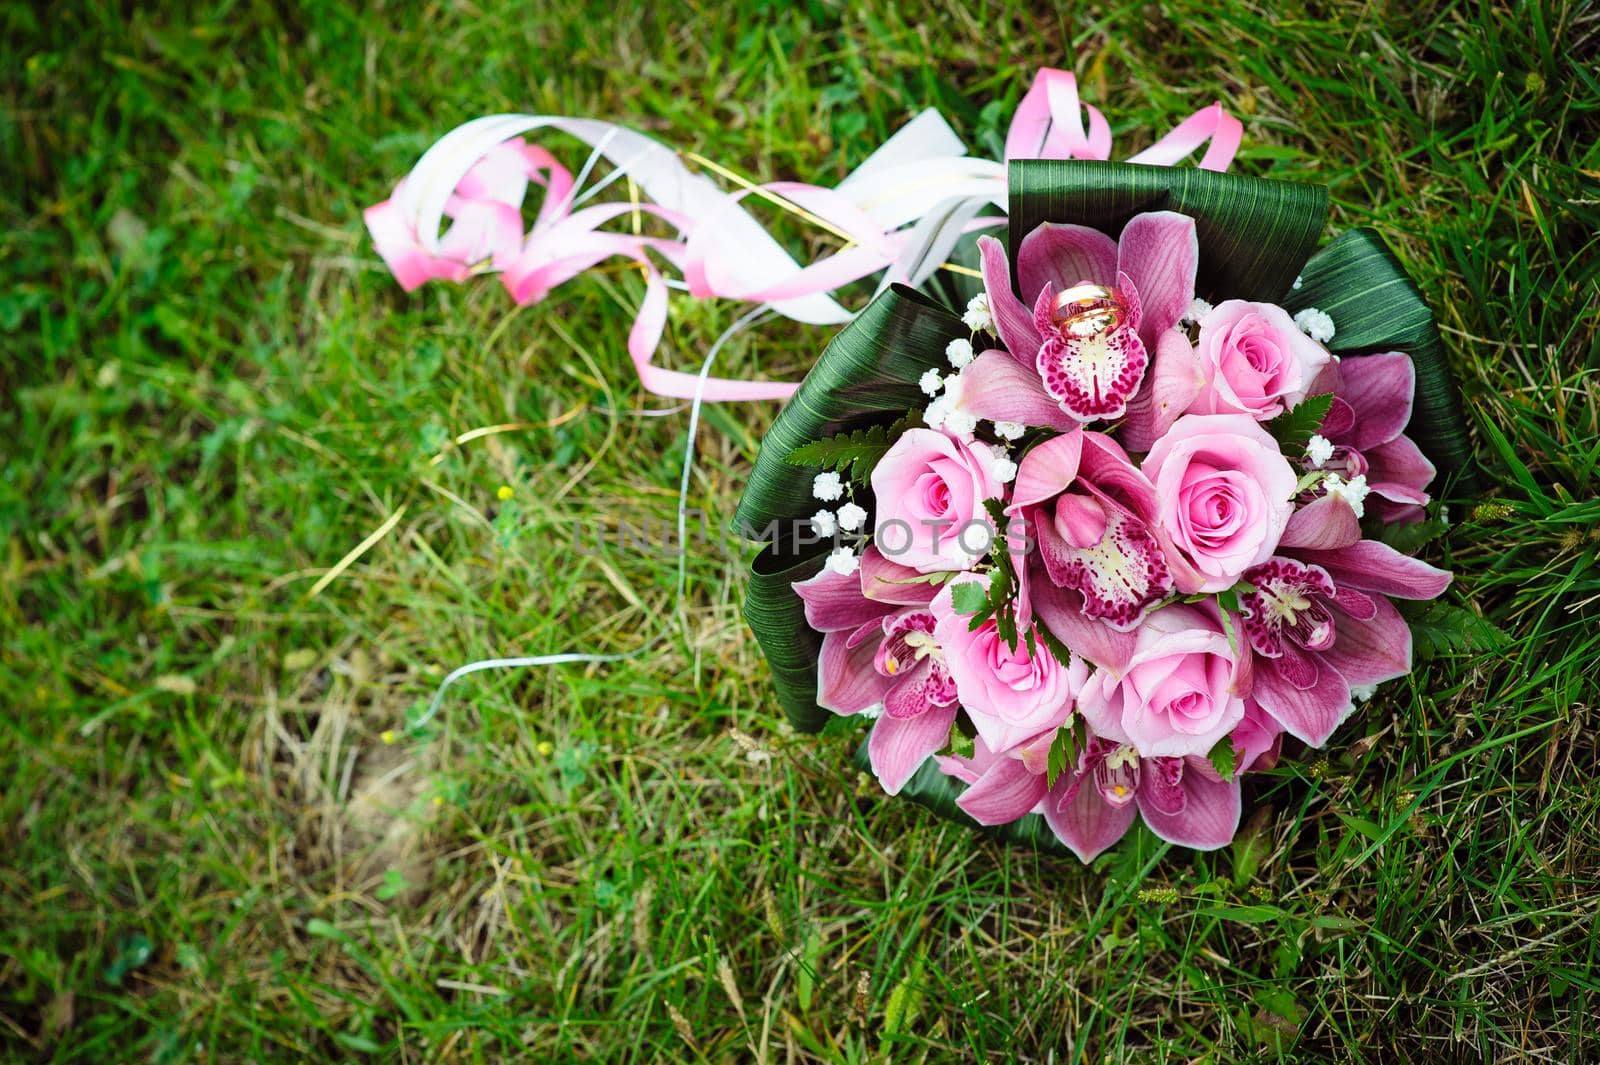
top-left (1050, 284), bottom-right (1125, 338)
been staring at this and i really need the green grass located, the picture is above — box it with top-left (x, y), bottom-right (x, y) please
top-left (4, 0), bottom-right (1599, 1060)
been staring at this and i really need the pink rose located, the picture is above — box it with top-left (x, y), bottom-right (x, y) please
top-left (1191, 300), bottom-right (1332, 420)
top-left (1077, 604), bottom-right (1250, 758)
top-left (871, 428), bottom-right (1006, 573)
top-left (1142, 414), bottom-right (1297, 593)
top-left (931, 578), bottom-right (1087, 753)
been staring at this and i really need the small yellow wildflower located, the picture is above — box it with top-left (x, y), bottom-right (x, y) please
top-left (496, 485), bottom-right (514, 501)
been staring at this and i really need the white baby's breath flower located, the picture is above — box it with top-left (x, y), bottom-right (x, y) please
top-left (1350, 683), bottom-right (1377, 702)
top-left (993, 420), bottom-right (1026, 441)
top-left (812, 471), bottom-right (844, 501)
top-left (1323, 472), bottom-right (1370, 518)
top-left (1293, 307), bottom-right (1336, 343)
top-left (962, 292), bottom-right (993, 333)
top-left (1306, 434), bottom-right (1335, 469)
top-left (1292, 274), bottom-right (1304, 290)
top-left (923, 395), bottom-right (952, 429)
top-left (810, 509), bottom-right (837, 537)
top-left (825, 545), bottom-right (860, 577)
top-left (837, 501), bottom-right (867, 532)
top-left (919, 368), bottom-right (945, 396)
top-left (991, 450), bottom-right (1018, 484)
top-left (942, 407), bottom-right (977, 437)
top-left (945, 337), bottom-right (975, 368)
top-left (1182, 296), bottom-right (1214, 325)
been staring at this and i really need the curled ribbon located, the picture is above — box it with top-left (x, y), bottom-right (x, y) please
top-left (364, 69), bottom-right (1243, 403)
top-left (359, 68), bottom-right (1246, 725)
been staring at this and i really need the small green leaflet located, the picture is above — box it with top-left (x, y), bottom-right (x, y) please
top-left (950, 581), bottom-right (988, 615)
top-left (1218, 603), bottom-right (1240, 655)
top-left (1046, 716), bottom-right (1085, 788)
top-left (1033, 618), bottom-right (1074, 667)
top-left (783, 412), bottom-right (919, 483)
top-left (1208, 736), bottom-right (1238, 783)
top-left (946, 721), bottom-right (975, 760)
top-left (1267, 393), bottom-right (1333, 454)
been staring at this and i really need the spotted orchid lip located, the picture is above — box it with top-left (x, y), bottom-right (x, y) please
top-left (1240, 558), bottom-right (1339, 657)
top-left (1035, 492), bottom-right (1172, 630)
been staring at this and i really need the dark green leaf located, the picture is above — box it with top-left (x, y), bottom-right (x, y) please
top-left (742, 544), bottom-right (830, 732)
top-left (1267, 393), bottom-right (1333, 453)
top-left (1371, 517), bottom-right (1450, 553)
top-left (1008, 161), bottom-right (1329, 301)
top-left (738, 287), bottom-right (966, 735)
top-left (946, 722), bottom-right (974, 760)
top-left (733, 285), bottom-right (963, 538)
top-left (1034, 618), bottom-right (1074, 668)
top-left (1282, 228), bottom-right (1477, 490)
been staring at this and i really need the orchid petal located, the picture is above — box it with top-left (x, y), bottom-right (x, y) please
top-left (1009, 430), bottom-right (1084, 512)
top-left (1322, 597), bottom-right (1412, 686)
top-left (959, 351), bottom-right (1079, 430)
top-left (1252, 654), bottom-right (1354, 747)
top-left (1045, 770), bottom-right (1138, 862)
top-left (1294, 540), bottom-right (1452, 600)
top-left (1030, 576), bottom-right (1139, 673)
top-left (859, 546), bottom-right (939, 607)
top-left (1115, 212), bottom-right (1199, 345)
top-left (957, 758), bottom-right (1050, 824)
top-left (977, 235), bottom-right (1042, 365)
top-left (868, 702), bottom-right (958, 796)
top-left (1016, 223), bottom-right (1118, 303)
top-left (1136, 760), bottom-right (1241, 850)
top-left (794, 566), bottom-right (894, 632)
top-left (1281, 495), bottom-right (1363, 551)
top-left (1337, 353), bottom-right (1416, 450)
top-left (818, 630), bottom-right (891, 715)
top-left (1366, 435), bottom-right (1436, 503)
top-left (1120, 329), bottom-right (1204, 452)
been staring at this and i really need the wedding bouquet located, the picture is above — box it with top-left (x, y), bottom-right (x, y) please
top-left (366, 70), bottom-right (1471, 861)
top-left (735, 162), bottom-right (1469, 861)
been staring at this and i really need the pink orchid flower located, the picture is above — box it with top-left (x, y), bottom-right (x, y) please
top-left (793, 548), bottom-right (959, 795)
top-left (1007, 427), bottom-right (1173, 630)
top-left (1239, 495), bottom-right (1453, 746)
top-left (1309, 354), bottom-right (1438, 523)
top-left (957, 212), bottom-right (1199, 433)
top-left (938, 703), bottom-right (1283, 862)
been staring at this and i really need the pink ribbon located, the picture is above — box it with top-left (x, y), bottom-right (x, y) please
top-left (365, 69), bottom-right (1244, 403)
